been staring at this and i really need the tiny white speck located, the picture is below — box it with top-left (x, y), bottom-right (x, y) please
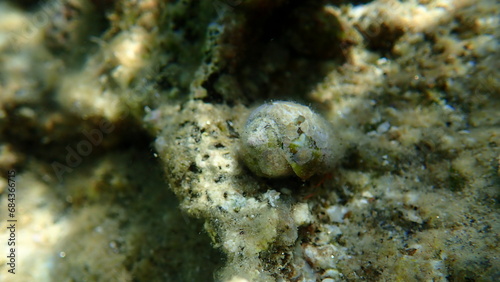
top-left (443, 104), bottom-right (455, 111)
top-left (376, 58), bottom-right (388, 65)
top-left (377, 122), bottom-right (391, 133)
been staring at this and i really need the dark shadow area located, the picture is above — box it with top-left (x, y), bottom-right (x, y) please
top-left (6, 0), bottom-right (42, 11)
top-left (329, 0), bottom-right (375, 5)
top-left (0, 100), bottom-right (150, 168)
top-left (201, 0), bottom-right (354, 105)
top-left (360, 22), bottom-right (405, 55)
top-left (41, 1), bottom-right (112, 68)
top-left (45, 149), bottom-right (224, 281)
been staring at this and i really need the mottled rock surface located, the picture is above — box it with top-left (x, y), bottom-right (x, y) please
top-left (0, 0), bottom-right (498, 281)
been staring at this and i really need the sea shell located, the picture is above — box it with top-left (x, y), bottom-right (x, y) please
top-left (241, 101), bottom-right (341, 180)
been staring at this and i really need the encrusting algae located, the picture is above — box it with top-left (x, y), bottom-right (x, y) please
top-left (0, 0), bottom-right (498, 281)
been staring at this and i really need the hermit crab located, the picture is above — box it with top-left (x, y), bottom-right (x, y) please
top-left (240, 101), bottom-right (342, 180)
